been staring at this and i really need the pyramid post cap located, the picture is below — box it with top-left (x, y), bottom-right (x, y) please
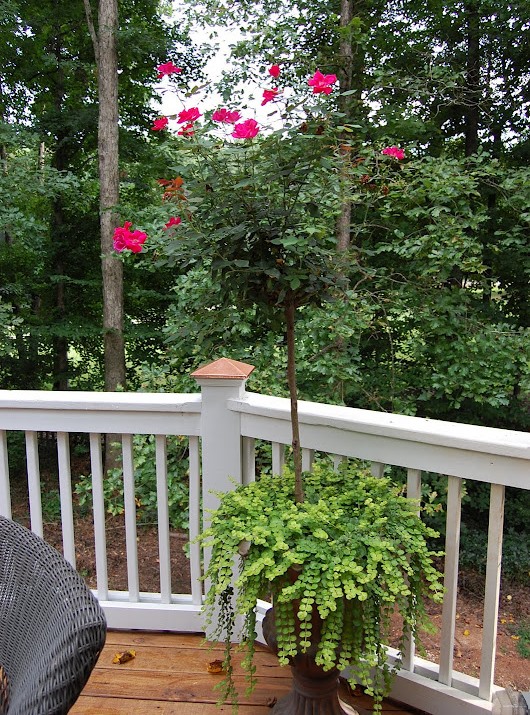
top-left (191, 358), bottom-right (255, 380)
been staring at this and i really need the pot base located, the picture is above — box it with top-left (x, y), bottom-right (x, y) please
top-left (270, 662), bottom-right (359, 714)
top-left (263, 608), bottom-right (359, 715)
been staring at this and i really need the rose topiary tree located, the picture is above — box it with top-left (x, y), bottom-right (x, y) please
top-left (131, 62), bottom-right (405, 495)
top-left (113, 61), bottom-right (440, 715)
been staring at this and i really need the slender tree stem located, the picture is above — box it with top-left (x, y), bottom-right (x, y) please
top-left (82, 0), bottom-right (100, 63)
top-left (285, 297), bottom-right (304, 502)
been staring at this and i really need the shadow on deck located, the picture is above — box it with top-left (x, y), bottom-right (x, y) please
top-left (71, 630), bottom-right (428, 714)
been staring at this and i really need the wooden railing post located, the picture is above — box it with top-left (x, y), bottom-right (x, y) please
top-left (192, 358), bottom-right (255, 639)
top-left (192, 358), bottom-right (255, 524)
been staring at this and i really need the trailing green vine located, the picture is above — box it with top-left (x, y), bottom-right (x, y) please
top-left (200, 463), bottom-right (444, 712)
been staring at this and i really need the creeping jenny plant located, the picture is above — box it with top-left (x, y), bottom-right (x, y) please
top-left (200, 463), bottom-right (444, 711)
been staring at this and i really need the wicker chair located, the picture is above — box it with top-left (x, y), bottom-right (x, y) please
top-left (0, 515), bottom-right (107, 715)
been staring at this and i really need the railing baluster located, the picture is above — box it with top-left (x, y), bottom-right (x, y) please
top-left (332, 454), bottom-right (343, 471)
top-left (242, 436), bottom-right (256, 485)
top-left (402, 468), bottom-right (422, 671)
top-left (302, 447), bottom-right (314, 472)
top-left (0, 430), bottom-right (11, 518)
top-left (155, 435), bottom-right (171, 603)
top-left (439, 475), bottom-right (462, 686)
top-left (90, 433), bottom-right (108, 600)
top-left (406, 468), bottom-right (422, 504)
top-left (57, 431), bottom-right (76, 567)
top-left (371, 461), bottom-right (385, 478)
top-left (479, 483), bottom-right (505, 701)
top-left (272, 442), bottom-right (285, 475)
top-left (122, 434), bottom-right (139, 601)
top-left (26, 431), bottom-right (43, 537)
top-left (189, 436), bottom-right (202, 605)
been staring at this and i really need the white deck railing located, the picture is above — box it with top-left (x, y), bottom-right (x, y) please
top-left (0, 358), bottom-right (528, 715)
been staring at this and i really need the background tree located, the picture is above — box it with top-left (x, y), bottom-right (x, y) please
top-left (0, 0), bottom-right (200, 391)
top-left (84, 0), bottom-right (124, 392)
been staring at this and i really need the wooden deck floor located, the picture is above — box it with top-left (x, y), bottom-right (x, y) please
top-left (71, 630), bottom-right (426, 715)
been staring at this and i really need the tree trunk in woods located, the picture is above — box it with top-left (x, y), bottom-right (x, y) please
top-left (336, 0), bottom-right (354, 253)
top-left (50, 30), bottom-right (70, 391)
top-left (464, 0), bottom-right (480, 157)
top-left (85, 0), bottom-right (125, 394)
top-left (97, 0), bottom-right (125, 394)
top-left (84, 0), bottom-right (124, 469)
top-left (52, 255), bottom-right (69, 390)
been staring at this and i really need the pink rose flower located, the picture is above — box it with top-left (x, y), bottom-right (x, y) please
top-left (212, 108), bottom-right (242, 124)
top-left (308, 69), bottom-right (337, 95)
top-left (164, 216), bottom-right (182, 230)
top-left (152, 116), bottom-right (169, 131)
top-left (178, 122), bottom-right (195, 137)
top-left (157, 62), bottom-right (182, 78)
top-left (113, 222), bottom-right (147, 253)
top-left (382, 146), bottom-right (405, 160)
top-left (231, 118), bottom-right (260, 139)
top-left (177, 107), bottom-right (201, 124)
top-left (269, 64), bottom-right (280, 78)
top-left (261, 88), bottom-right (280, 106)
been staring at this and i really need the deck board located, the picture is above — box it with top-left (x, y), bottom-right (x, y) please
top-left (71, 631), bottom-right (426, 715)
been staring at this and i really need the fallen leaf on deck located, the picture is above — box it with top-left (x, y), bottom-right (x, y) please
top-left (112, 650), bottom-right (136, 664)
top-left (266, 696), bottom-right (277, 707)
top-left (463, 629), bottom-right (470, 636)
top-left (207, 659), bottom-right (225, 674)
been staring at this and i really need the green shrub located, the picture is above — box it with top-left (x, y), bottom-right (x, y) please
top-left (75, 434), bottom-right (190, 530)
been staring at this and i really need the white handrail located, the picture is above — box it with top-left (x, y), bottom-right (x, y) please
top-left (231, 392), bottom-right (530, 487)
top-left (0, 375), bottom-right (528, 715)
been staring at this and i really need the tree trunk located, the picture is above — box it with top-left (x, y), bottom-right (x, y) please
top-left (52, 257), bottom-right (69, 391)
top-left (50, 24), bottom-right (70, 390)
top-left (87, 0), bottom-right (124, 470)
top-left (464, 0), bottom-right (480, 156)
top-left (97, 0), bottom-right (125, 393)
top-left (336, 0), bottom-right (354, 253)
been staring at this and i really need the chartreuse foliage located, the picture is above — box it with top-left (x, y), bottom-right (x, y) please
top-left (200, 464), bottom-right (444, 711)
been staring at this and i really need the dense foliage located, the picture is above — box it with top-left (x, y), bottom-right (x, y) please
top-left (1, 1), bottom-right (528, 575)
top-left (200, 465), bottom-right (444, 710)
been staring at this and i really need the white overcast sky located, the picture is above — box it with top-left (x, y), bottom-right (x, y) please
top-left (154, 23), bottom-right (286, 129)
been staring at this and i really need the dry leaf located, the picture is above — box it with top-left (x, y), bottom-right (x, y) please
top-left (463, 629), bottom-right (470, 636)
top-left (266, 696), bottom-right (278, 707)
top-left (112, 649), bottom-right (136, 664)
top-left (207, 659), bottom-right (225, 674)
